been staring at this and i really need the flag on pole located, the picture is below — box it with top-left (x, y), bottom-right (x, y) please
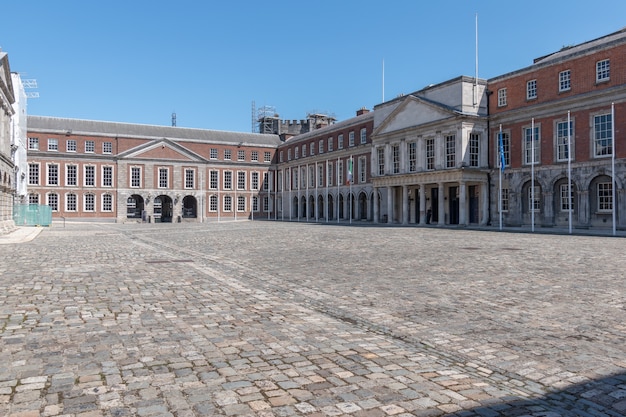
top-left (346, 156), bottom-right (353, 185)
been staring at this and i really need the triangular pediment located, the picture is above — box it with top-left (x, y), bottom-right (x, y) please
top-left (118, 139), bottom-right (207, 162)
top-left (374, 95), bottom-right (457, 136)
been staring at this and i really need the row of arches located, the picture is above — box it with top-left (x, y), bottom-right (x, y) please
top-left (284, 191), bottom-right (372, 221)
top-left (127, 194), bottom-right (198, 223)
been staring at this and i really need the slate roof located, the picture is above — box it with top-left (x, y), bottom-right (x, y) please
top-left (27, 115), bottom-right (282, 147)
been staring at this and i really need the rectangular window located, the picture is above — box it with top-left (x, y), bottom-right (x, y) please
top-left (237, 171), bottom-right (246, 190)
top-left (29, 193), bottom-right (39, 204)
top-left (47, 193), bottom-right (58, 211)
top-left (309, 166), bottom-right (315, 187)
top-left (497, 88), bottom-right (507, 107)
top-left (224, 149), bottom-right (231, 160)
top-left (85, 141), bottom-right (95, 153)
top-left (238, 150), bottom-right (245, 161)
top-left (377, 147), bottom-right (385, 175)
top-left (426, 138), bottom-right (435, 170)
top-left (327, 162), bottom-right (333, 187)
top-left (209, 170), bottom-right (218, 189)
top-left (84, 194), bottom-right (95, 212)
top-left (251, 151), bottom-right (259, 162)
top-left (28, 137), bottom-right (39, 150)
top-left (598, 182), bottom-right (612, 211)
top-left (209, 195), bottom-right (218, 212)
top-left (28, 163), bottom-right (40, 185)
top-left (392, 144), bottom-right (400, 174)
top-left (263, 196), bottom-right (270, 212)
top-left (131, 167), bottom-right (141, 188)
top-left (66, 193), bottom-right (77, 211)
top-left (318, 164), bottom-right (324, 187)
top-left (446, 135), bottom-right (456, 168)
top-left (527, 79), bottom-right (537, 99)
top-left (158, 168), bottom-right (168, 188)
top-left (594, 113), bottom-right (612, 157)
top-left (501, 188), bottom-right (509, 212)
top-left (279, 151), bottom-right (284, 163)
top-left (360, 128), bottom-right (367, 144)
top-left (102, 166), bottom-right (113, 187)
top-left (469, 133), bottom-right (480, 167)
top-left (277, 171), bottom-right (283, 191)
top-left (302, 145), bottom-right (306, 158)
top-left (264, 151), bottom-right (271, 162)
top-left (66, 139), bottom-right (76, 152)
top-left (349, 131), bottom-right (355, 147)
top-left (301, 167), bottom-right (307, 189)
top-left (210, 148), bottom-right (218, 159)
top-left (408, 142), bottom-right (417, 172)
top-left (66, 165), bottom-right (78, 186)
top-left (358, 157), bottom-right (366, 183)
top-left (251, 172), bottom-right (259, 190)
top-left (294, 147), bottom-right (299, 159)
top-left (338, 160), bottom-right (343, 185)
top-left (47, 164), bottom-right (59, 186)
top-left (319, 140), bottom-right (324, 154)
top-left (224, 171), bottom-right (232, 190)
top-left (103, 142), bottom-right (112, 154)
top-left (293, 169), bottom-right (298, 190)
top-left (224, 195), bottom-right (232, 212)
top-left (328, 137), bottom-right (334, 152)
top-left (556, 120), bottom-right (574, 162)
top-left (84, 166), bottom-right (95, 186)
top-left (559, 70), bottom-right (571, 92)
top-left (48, 138), bottom-right (58, 151)
top-left (524, 126), bottom-right (540, 165)
top-left (338, 134), bottom-right (344, 149)
top-left (252, 196), bottom-right (259, 212)
top-left (498, 132), bottom-right (511, 169)
top-left (309, 142), bottom-right (314, 156)
top-left (102, 194), bottom-right (113, 212)
top-left (596, 59), bottom-right (610, 82)
top-left (560, 184), bottom-right (573, 212)
top-left (185, 169), bottom-right (195, 189)
top-left (237, 196), bottom-right (246, 212)
top-left (529, 186), bottom-right (541, 212)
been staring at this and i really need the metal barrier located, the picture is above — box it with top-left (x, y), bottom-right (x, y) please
top-left (12, 204), bottom-right (53, 227)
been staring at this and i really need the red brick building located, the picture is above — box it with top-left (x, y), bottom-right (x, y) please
top-left (26, 117), bottom-right (280, 222)
top-left (488, 28), bottom-right (626, 229)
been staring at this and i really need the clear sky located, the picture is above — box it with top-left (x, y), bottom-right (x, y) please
top-left (1, 1), bottom-right (625, 132)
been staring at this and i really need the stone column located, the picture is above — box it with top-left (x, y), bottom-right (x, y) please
top-left (373, 187), bottom-right (379, 223)
top-left (543, 191), bottom-right (554, 226)
top-left (578, 190), bottom-right (589, 226)
top-left (481, 182), bottom-right (489, 226)
top-left (419, 185), bottom-right (426, 225)
top-left (438, 183), bottom-right (445, 225)
top-left (387, 186), bottom-right (393, 223)
top-left (459, 181), bottom-right (467, 226)
top-left (402, 185), bottom-right (409, 225)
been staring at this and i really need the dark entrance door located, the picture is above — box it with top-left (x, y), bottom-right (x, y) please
top-left (449, 186), bottom-right (459, 225)
top-left (469, 185), bottom-right (479, 223)
top-left (430, 188), bottom-right (438, 223)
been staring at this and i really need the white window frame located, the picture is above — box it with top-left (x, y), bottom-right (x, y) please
top-left (130, 166), bottom-right (142, 188)
top-left (209, 170), bottom-right (219, 190)
top-left (559, 70), bottom-right (571, 92)
top-left (84, 193), bottom-right (96, 212)
top-left (66, 193), bottom-right (77, 212)
top-left (47, 163), bottom-right (59, 186)
top-left (28, 163), bottom-right (40, 186)
top-left (596, 59), bottom-right (610, 83)
top-left (102, 193), bottom-right (113, 212)
top-left (103, 142), bottom-right (112, 154)
top-left (158, 167), bottom-right (169, 189)
top-left (102, 166), bottom-right (113, 187)
top-left (556, 120), bottom-right (573, 162)
top-left (593, 112), bottom-right (613, 157)
top-left (523, 125), bottom-right (540, 165)
top-left (85, 140), bottom-right (95, 153)
top-left (184, 168), bottom-right (195, 189)
top-left (598, 182), bottom-right (612, 212)
top-left (360, 128), bottom-right (367, 144)
top-left (527, 79), bottom-right (537, 99)
top-left (47, 138), bottom-right (58, 151)
top-left (28, 137), bottom-right (39, 150)
top-left (445, 135), bottom-right (456, 168)
top-left (66, 164), bottom-right (78, 187)
top-left (497, 88), bottom-right (507, 107)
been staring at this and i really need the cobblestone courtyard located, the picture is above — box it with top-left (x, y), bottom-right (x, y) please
top-left (1, 221), bottom-right (625, 416)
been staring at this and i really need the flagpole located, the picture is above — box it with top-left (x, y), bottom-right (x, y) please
top-left (325, 160), bottom-right (329, 223)
top-left (337, 157), bottom-right (340, 223)
top-left (499, 124), bottom-right (503, 231)
top-left (567, 111), bottom-right (572, 234)
top-left (531, 118), bottom-right (535, 233)
top-left (349, 156), bottom-right (353, 225)
top-left (612, 103), bottom-right (616, 236)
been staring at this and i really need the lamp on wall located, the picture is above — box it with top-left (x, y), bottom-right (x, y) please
top-left (146, 193), bottom-right (152, 204)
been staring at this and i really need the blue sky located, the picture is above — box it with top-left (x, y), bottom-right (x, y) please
top-left (2, 1), bottom-right (625, 132)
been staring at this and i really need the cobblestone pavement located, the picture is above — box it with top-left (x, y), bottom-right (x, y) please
top-left (1, 221), bottom-right (625, 417)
